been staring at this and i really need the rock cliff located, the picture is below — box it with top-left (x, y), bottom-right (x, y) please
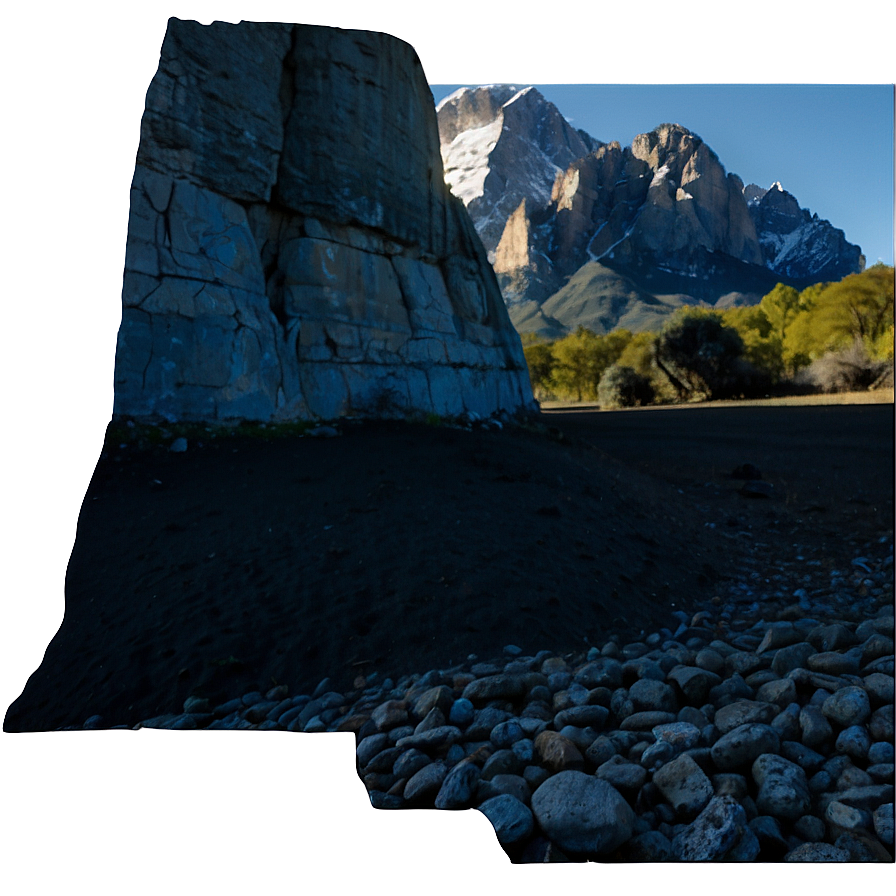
top-left (745, 182), bottom-right (866, 281)
top-left (114, 21), bottom-right (534, 423)
top-left (436, 87), bottom-right (865, 337)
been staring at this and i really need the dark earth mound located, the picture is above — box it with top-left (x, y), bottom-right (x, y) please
top-left (5, 403), bottom-right (893, 732)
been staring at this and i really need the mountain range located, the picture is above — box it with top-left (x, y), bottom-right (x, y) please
top-left (436, 86), bottom-right (865, 338)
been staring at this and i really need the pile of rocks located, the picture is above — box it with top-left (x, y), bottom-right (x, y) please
top-left (74, 537), bottom-right (894, 862)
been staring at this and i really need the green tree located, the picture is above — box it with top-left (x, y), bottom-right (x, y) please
top-left (784, 264), bottom-right (894, 365)
top-left (654, 308), bottom-right (752, 401)
top-left (759, 283), bottom-right (800, 342)
top-left (523, 340), bottom-right (556, 396)
top-left (722, 304), bottom-right (784, 382)
top-left (550, 327), bottom-right (633, 401)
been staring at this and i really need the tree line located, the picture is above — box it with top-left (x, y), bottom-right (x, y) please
top-left (522, 264), bottom-right (894, 407)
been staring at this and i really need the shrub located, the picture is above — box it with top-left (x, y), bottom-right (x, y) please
top-left (797, 340), bottom-right (893, 393)
top-left (598, 364), bottom-right (656, 408)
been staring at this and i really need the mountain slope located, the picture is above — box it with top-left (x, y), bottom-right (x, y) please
top-left (436, 86), bottom-right (865, 337)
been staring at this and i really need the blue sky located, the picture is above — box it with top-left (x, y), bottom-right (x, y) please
top-left (420, 0), bottom-right (894, 265)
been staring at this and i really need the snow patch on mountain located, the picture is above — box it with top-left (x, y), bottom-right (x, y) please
top-left (441, 118), bottom-right (502, 204)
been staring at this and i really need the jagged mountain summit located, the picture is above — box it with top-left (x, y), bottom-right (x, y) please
top-left (437, 85), bottom-right (601, 261)
top-left (436, 86), bottom-right (865, 337)
top-left (744, 181), bottom-right (865, 281)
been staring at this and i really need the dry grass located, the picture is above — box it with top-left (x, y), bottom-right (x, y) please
top-left (540, 388), bottom-right (894, 413)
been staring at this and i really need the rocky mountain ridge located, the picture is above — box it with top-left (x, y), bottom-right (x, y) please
top-left (436, 87), bottom-right (865, 337)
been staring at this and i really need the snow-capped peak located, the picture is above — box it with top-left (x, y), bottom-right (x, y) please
top-left (434, 84), bottom-right (524, 113)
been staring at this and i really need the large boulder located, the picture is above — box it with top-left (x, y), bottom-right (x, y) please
top-left (114, 20), bottom-right (534, 423)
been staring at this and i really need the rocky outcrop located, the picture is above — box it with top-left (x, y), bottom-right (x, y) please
top-left (745, 182), bottom-right (866, 281)
top-left (437, 87), bottom-right (865, 337)
top-left (437, 86), bottom-right (599, 262)
top-left (114, 21), bottom-right (534, 423)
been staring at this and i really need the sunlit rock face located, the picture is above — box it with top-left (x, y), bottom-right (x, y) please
top-left (437, 87), bottom-right (864, 338)
top-left (114, 20), bottom-right (534, 423)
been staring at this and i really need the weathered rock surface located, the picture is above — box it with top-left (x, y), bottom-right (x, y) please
top-left (530, 770), bottom-right (635, 855)
top-left (114, 21), bottom-right (534, 423)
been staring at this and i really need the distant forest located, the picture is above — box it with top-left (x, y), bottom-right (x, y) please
top-left (522, 264), bottom-right (895, 406)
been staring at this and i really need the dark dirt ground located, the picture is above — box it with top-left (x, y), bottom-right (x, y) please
top-left (5, 401), bottom-right (893, 732)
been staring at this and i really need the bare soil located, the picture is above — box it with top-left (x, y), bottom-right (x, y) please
top-left (5, 400), bottom-right (893, 732)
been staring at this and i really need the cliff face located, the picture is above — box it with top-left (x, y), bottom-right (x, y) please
top-left (745, 182), bottom-right (866, 281)
top-left (437, 87), bottom-right (865, 337)
top-left (114, 20), bottom-right (534, 423)
top-left (438, 85), bottom-right (599, 261)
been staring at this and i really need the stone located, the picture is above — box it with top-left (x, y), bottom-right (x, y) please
top-left (619, 711), bottom-right (677, 731)
top-left (751, 753), bottom-right (811, 821)
top-left (666, 666), bottom-right (721, 705)
top-left (477, 774), bottom-right (531, 805)
top-left (478, 794), bottom-right (534, 846)
top-left (628, 678), bottom-right (678, 713)
top-left (585, 735), bottom-right (617, 767)
top-left (756, 622), bottom-right (803, 654)
top-left (793, 814), bottom-right (826, 842)
top-left (481, 749), bottom-right (522, 781)
top-left (770, 642), bottom-right (816, 676)
top-left (371, 700), bottom-right (408, 731)
top-left (530, 771), bottom-right (635, 855)
top-left (873, 803), bottom-right (894, 845)
top-left (863, 672), bottom-right (895, 706)
top-left (394, 725), bottom-right (462, 752)
top-left (412, 686), bottom-right (454, 721)
top-left (462, 673), bottom-right (544, 704)
top-left (534, 731), bottom-right (584, 773)
top-left (573, 658), bottom-right (624, 690)
top-left (825, 800), bottom-right (873, 837)
top-left (653, 722), bottom-right (705, 761)
top-left (807, 650), bottom-right (862, 676)
top-left (748, 815), bottom-right (788, 857)
top-left (869, 704), bottom-right (894, 741)
top-left (713, 700), bottom-right (778, 734)
top-left (448, 698), bottom-right (475, 727)
top-left (834, 830), bottom-right (893, 862)
top-left (621, 830), bottom-right (674, 861)
top-left (799, 705), bottom-right (834, 748)
top-left (403, 761), bottom-right (448, 802)
top-left (771, 702), bottom-right (802, 741)
top-left (553, 705), bottom-right (610, 730)
top-left (490, 719), bottom-right (525, 749)
top-left (755, 678), bottom-right (797, 707)
top-left (726, 825), bottom-right (761, 861)
top-left (835, 724), bottom-right (871, 761)
top-left (784, 843), bottom-right (850, 861)
top-left (779, 741), bottom-right (826, 773)
top-left (114, 21), bottom-right (533, 424)
top-left (822, 686), bottom-right (871, 727)
top-left (710, 723), bottom-right (780, 771)
top-left (672, 795), bottom-right (748, 861)
top-left (595, 755), bottom-right (648, 794)
top-left (392, 748), bottom-right (431, 780)
top-left (464, 706), bottom-right (522, 740)
top-left (652, 753), bottom-right (714, 819)
top-left (414, 707), bottom-right (446, 735)
top-left (434, 761), bottom-right (481, 809)
top-left (868, 741), bottom-right (895, 765)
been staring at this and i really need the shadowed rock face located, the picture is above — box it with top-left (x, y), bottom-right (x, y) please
top-left (114, 20), bottom-right (534, 423)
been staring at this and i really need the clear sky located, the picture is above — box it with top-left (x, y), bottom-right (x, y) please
top-left (421, 0), bottom-right (894, 265)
